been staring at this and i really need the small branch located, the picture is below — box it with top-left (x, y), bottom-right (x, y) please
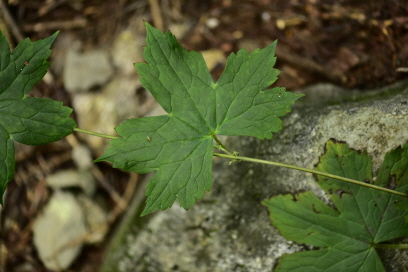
top-left (276, 46), bottom-right (347, 85)
top-left (213, 153), bottom-right (407, 197)
top-left (22, 19), bottom-right (87, 32)
top-left (148, 0), bottom-right (164, 32)
top-left (0, 0), bottom-right (24, 42)
top-left (73, 128), bottom-right (119, 140)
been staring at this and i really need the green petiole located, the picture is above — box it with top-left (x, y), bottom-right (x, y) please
top-left (73, 128), bottom-right (119, 140)
top-left (75, 128), bottom-right (406, 198)
top-left (213, 152), bottom-right (407, 198)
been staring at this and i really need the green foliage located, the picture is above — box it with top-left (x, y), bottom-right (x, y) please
top-left (0, 31), bottom-right (76, 203)
top-left (96, 23), bottom-right (303, 216)
top-left (384, 145), bottom-right (408, 221)
top-left (263, 140), bottom-right (408, 271)
top-left (2, 22), bottom-right (408, 271)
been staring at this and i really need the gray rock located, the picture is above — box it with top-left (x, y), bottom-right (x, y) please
top-left (100, 81), bottom-right (408, 272)
top-left (63, 49), bottom-right (113, 93)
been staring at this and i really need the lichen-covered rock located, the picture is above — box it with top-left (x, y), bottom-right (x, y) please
top-left (100, 81), bottom-right (408, 272)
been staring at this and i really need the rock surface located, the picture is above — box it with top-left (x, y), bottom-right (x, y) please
top-left (100, 81), bottom-right (408, 272)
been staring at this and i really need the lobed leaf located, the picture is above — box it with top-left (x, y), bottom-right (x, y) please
top-left (263, 140), bottom-right (408, 271)
top-left (97, 22), bottom-right (304, 215)
top-left (0, 31), bottom-right (76, 203)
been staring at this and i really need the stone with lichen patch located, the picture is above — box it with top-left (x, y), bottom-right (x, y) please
top-left (100, 81), bottom-right (408, 272)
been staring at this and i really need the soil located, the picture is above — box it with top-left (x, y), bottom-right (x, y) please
top-left (1, 0), bottom-right (408, 271)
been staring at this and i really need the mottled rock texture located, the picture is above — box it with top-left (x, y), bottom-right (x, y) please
top-left (100, 81), bottom-right (408, 272)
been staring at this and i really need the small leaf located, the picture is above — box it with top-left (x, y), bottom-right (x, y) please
top-left (0, 31), bottom-right (76, 203)
top-left (97, 22), bottom-right (304, 215)
top-left (263, 140), bottom-right (408, 271)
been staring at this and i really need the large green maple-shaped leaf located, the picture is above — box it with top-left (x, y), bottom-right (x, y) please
top-left (263, 140), bottom-right (408, 272)
top-left (96, 22), bottom-right (303, 216)
top-left (0, 31), bottom-right (76, 204)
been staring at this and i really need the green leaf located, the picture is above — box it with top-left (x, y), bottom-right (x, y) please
top-left (382, 144), bottom-right (408, 222)
top-left (262, 140), bottom-right (408, 272)
top-left (0, 31), bottom-right (76, 204)
top-left (97, 22), bottom-right (303, 215)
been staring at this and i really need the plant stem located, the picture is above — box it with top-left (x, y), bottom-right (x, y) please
top-left (212, 135), bottom-right (233, 155)
top-left (372, 243), bottom-right (408, 249)
top-left (213, 153), bottom-right (407, 197)
top-left (72, 128), bottom-right (406, 198)
top-left (73, 128), bottom-right (119, 140)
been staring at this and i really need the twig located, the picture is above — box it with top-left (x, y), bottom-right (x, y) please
top-left (92, 167), bottom-right (127, 210)
top-left (107, 172), bottom-right (139, 223)
top-left (148, 0), bottom-right (164, 31)
top-left (22, 19), bottom-right (87, 32)
top-left (38, 0), bottom-right (68, 17)
top-left (276, 46), bottom-right (347, 85)
top-left (0, 0), bottom-right (24, 41)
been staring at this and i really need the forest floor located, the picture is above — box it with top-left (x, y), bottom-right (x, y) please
top-left (1, 0), bottom-right (408, 271)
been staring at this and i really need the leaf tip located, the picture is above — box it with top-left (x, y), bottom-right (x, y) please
top-left (140, 206), bottom-right (154, 217)
top-left (143, 21), bottom-right (161, 34)
top-left (46, 31), bottom-right (59, 44)
top-left (143, 20), bottom-right (152, 28)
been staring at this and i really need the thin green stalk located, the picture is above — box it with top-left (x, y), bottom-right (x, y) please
top-left (213, 153), bottom-right (407, 197)
top-left (74, 128), bottom-right (405, 198)
top-left (73, 128), bottom-right (119, 140)
top-left (212, 135), bottom-right (233, 155)
top-left (372, 243), bottom-right (408, 249)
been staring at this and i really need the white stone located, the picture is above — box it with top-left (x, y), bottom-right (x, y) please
top-left (77, 195), bottom-right (108, 244)
top-left (72, 75), bottom-right (140, 153)
top-left (111, 30), bottom-right (144, 76)
top-left (46, 169), bottom-right (95, 196)
top-left (72, 144), bottom-right (93, 171)
top-left (63, 49), bottom-right (113, 93)
top-left (206, 17), bottom-right (220, 29)
top-left (33, 191), bottom-right (87, 271)
top-left (201, 49), bottom-right (226, 71)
